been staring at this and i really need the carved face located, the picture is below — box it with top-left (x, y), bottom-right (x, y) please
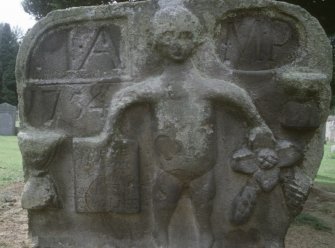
top-left (155, 29), bottom-right (196, 61)
top-left (153, 7), bottom-right (202, 62)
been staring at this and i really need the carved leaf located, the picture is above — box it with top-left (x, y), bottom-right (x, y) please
top-left (276, 140), bottom-right (303, 168)
top-left (231, 184), bottom-right (258, 225)
top-left (248, 127), bottom-right (275, 150)
top-left (232, 148), bottom-right (259, 174)
top-left (281, 169), bottom-right (312, 217)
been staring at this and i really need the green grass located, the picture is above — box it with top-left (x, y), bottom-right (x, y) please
top-left (293, 213), bottom-right (332, 232)
top-left (0, 136), bottom-right (23, 187)
top-left (0, 137), bottom-right (334, 190)
top-left (315, 143), bottom-right (335, 192)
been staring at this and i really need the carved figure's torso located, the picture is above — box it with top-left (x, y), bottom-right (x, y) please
top-left (154, 75), bottom-right (216, 182)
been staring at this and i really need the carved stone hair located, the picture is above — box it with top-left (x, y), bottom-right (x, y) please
top-left (152, 6), bottom-right (203, 45)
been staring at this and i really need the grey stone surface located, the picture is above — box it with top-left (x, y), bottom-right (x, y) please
top-left (0, 103), bottom-right (16, 136)
top-left (16, 0), bottom-right (332, 247)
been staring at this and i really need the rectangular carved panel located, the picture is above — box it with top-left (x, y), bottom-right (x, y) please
top-left (217, 11), bottom-right (299, 71)
top-left (73, 138), bottom-right (140, 213)
top-left (29, 22), bottom-right (124, 80)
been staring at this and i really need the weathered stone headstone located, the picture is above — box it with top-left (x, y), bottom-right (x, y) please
top-left (0, 103), bottom-right (16, 136)
top-left (16, 0), bottom-right (332, 247)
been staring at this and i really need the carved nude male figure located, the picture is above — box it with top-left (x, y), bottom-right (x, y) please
top-left (97, 6), bottom-right (274, 248)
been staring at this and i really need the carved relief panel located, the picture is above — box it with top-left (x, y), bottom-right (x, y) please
top-left (217, 10), bottom-right (300, 71)
top-left (73, 139), bottom-right (140, 213)
top-left (21, 17), bottom-right (131, 135)
top-left (16, 1), bottom-right (332, 248)
top-left (28, 22), bottom-right (124, 80)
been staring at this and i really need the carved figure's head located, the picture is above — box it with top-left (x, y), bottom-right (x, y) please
top-left (153, 7), bottom-right (202, 62)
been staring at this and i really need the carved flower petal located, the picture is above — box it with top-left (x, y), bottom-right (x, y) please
top-left (254, 168), bottom-right (280, 192)
top-left (232, 148), bottom-right (259, 174)
top-left (249, 126), bottom-right (275, 150)
top-left (276, 140), bottom-right (303, 168)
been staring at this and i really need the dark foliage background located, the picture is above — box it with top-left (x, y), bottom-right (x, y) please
top-left (0, 24), bottom-right (20, 106)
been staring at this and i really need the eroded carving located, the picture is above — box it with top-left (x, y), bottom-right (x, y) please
top-left (281, 101), bottom-right (321, 129)
top-left (218, 12), bottom-right (299, 70)
top-left (75, 7), bottom-right (280, 248)
top-left (74, 138), bottom-right (140, 213)
top-left (231, 136), bottom-right (304, 224)
top-left (24, 87), bottom-right (60, 127)
top-left (29, 23), bottom-right (122, 79)
top-left (281, 168), bottom-right (313, 218)
top-left (16, 1), bottom-right (332, 247)
top-left (276, 70), bottom-right (330, 129)
top-left (18, 131), bottom-right (65, 209)
top-left (69, 26), bottom-right (121, 72)
top-left (57, 84), bottom-right (108, 134)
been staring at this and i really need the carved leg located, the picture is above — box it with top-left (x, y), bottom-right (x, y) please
top-left (153, 172), bottom-right (183, 248)
top-left (190, 171), bottom-right (216, 248)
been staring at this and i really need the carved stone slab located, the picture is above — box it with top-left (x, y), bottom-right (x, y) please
top-left (16, 0), bottom-right (332, 247)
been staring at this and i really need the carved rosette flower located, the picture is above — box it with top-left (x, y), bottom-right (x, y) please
top-left (230, 139), bottom-right (303, 225)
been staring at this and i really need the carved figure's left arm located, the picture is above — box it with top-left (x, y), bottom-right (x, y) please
top-left (206, 81), bottom-right (268, 130)
top-left (73, 80), bottom-right (164, 155)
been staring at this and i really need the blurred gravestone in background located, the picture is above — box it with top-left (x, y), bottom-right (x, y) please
top-left (0, 103), bottom-right (16, 136)
top-left (326, 116), bottom-right (335, 143)
top-left (16, 0), bottom-right (332, 247)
